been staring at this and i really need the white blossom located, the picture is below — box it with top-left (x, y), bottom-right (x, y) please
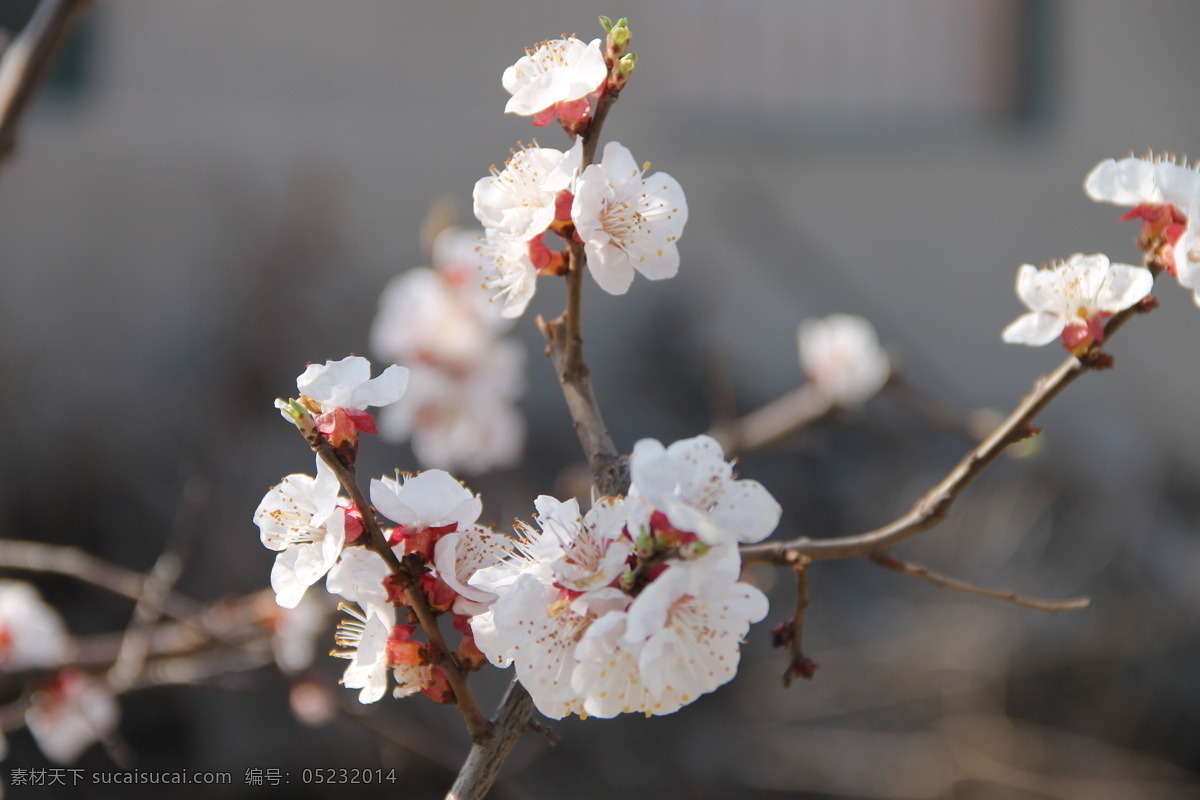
top-left (572, 142), bottom-right (688, 295)
top-left (502, 37), bottom-right (607, 118)
top-left (1001, 253), bottom-right (1152, 349)
top-left (473, 144), bottom-right (577, 242)
top-left (797, 314), bottom-right (890, 407)
top-left (573, 546), bottom-right (767, 717)
top-left (370, 469), bottom-right (482, 531)
top-left (1085, 153), bottom-right (1200, 210)
top-left (295, 355), bottom-right (407, 414)
top-left (0, 580), bottom-right (71, 670)
top-left (25, 671), bottom-right (119, 764)
top-left (628, 435), bottom-right (781, 546)
top-left (325, 547), bottom-right (392, 625)
top-left (478, 229), bottom-right (539, 319)
top-left (433, 529), bottom-right (516, 616)
top-left (254, 457), bottom-right (346, 609)
top-left (330, 603), bottom-right (394, 704)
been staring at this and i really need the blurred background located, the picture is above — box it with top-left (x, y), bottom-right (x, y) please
top-left (2, 0), bottom-right (1200, 797)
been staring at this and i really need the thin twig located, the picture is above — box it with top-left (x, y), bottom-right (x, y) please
top-left (0, 0), bottom-right (90, 169)
top-left (0, 539), bottom-right (197, 618)
top-left (305, 433), bottom-right (492, 742)
top-left (872, 552), bottom-right (1090, 614)
top-left (779, 561), bottom-right (816, 687)
top-left (709, 384), bottom-right (835, 456)
top-left (741, 272), bottom-right (1161, 567)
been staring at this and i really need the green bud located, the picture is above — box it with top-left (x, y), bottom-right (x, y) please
top-left (615, 17), bottom-right (629, 29)
top-left (609, 25), bottom-right (632, 54)
top-left (599, 15), bottom-right (613, 32)
top-left (635, 529), bottom-right (655, 558)
top-left (616, 52), bottom-right (637, 80)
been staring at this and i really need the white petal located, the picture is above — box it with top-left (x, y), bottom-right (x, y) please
top-left (1094, 262), bottom-right (1153, 313)
top-left (1084, 157), bottom-right (1160, 206)
top-left (1001, 312), bottom-right (1063, 346)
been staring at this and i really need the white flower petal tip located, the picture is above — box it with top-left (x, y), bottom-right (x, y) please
top-left (503, 37), bottom-right (607, 118)
top-left (1001, 254), bottom-right (1152, 352)
top-left (797, 314), bottom-right (890, 407)
top-left (572, 141), bottom-right (688, 296)
top-left (1084, 152), bottom-right (1200, 210)
top-left (296, 356), bottom-right (408, 413)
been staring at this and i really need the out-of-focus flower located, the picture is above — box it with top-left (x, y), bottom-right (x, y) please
top-left (503, 37), bottom-right (607, 125)
top-left (0, 580), bottom-right (71, 670)
top-left (267, 594), bottom-right (330, 675)
top-left (1001, 253), bottom-right (1152, 353)
top-left (370, 229), bottom-right (527, 476)
top-left (572, 141), bottom-right (688, 296)
top-left (627, 435), bottom-right (781, 547)
top-left (25, 670), bottom-right (119, 764)
top-left (375, 347), bottom-right (526, 476)
top-left (797, 314), bottom-right (890, 407)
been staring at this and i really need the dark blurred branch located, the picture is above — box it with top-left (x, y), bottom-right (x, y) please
top-left (0, 539), bottom-right (197, 618)
top-left (0, 0), bottom-right (90, 170)
top-left (872, 552), bottom-right (1090, 615)
top-left (709, 384), bottom-right (835, 456)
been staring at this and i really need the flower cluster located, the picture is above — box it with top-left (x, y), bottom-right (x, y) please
top-left (473, 22), bottom-right (688, 308)
top-left (261, 358), bottom-right (497, 704)
top-left (370, 226), bottom-right (526, 474)
top-left (999, 154), bottom-right (1200, 353)
top-left (466, 435), bottom-right (778, 719)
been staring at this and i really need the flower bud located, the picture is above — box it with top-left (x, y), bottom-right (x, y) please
top-left (608, 22), bottom-right (631, 58)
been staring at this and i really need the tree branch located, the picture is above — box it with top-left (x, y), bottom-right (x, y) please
top-left (305, 434), bottom-right (493, 742)
top-left (872, 552), bottom-right (1090, 614)
top-left (0, 0), bottom-right (90, 170)
top-left (741, 277), bottom-right (1160, 567)
top-left (446, 682), bottom-right (537, 800)
top-left (708, 384), bottom-right (835, 456)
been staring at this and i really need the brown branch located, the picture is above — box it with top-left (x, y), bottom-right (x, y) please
top-left (305, 434), bottom-right (493, 742)
top-left (741, 273), bottom-right (1161, 568)
top-left (0, 539), bottom-right (197, 619)
top-left (0, 0), bottom-right (90, 169)
top-left (709, 384), bottom-right (835, 456)
top-left (871, 552), bottom-right (1089, 614)
top-left (446, 682), bottom-right (538, 800)
top-left (454, 44), bottom-right (630, 800)
top-left (777, 561), bottom-right (816, 686)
